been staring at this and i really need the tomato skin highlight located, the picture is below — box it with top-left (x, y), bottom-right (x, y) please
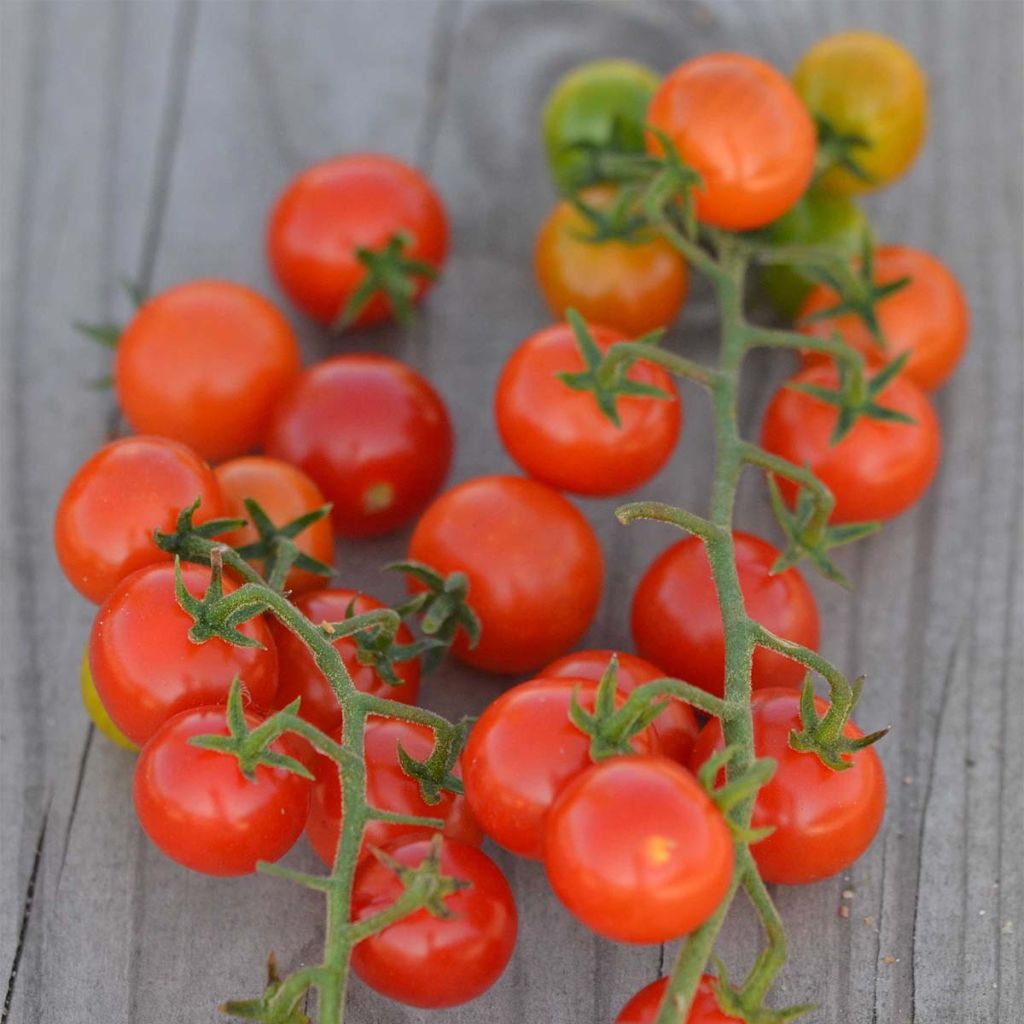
top-left (544, 756), bottom-right (733, 943)
top-left (616, 975), bottom-right (741, 1024)
top-left (215, 456), bottom-right (335, 595)
top-left (647, 53), bottom-right (816, 230)
top-left (540, 649), bottom-right (699, 763)
top-left (90, 563), bottom-right (278, 747)
top-left (133, 705), bottom-right (310, 876)
top-left (799, 245), bottom-right (969, 391)
top-left (463, 678), bottom-right (661, 860)
top-left (115, 281), bottom-right (301, 461)
top-left (351, 838), bottom-right (517, 1009)
top-left (761, 365), bottom-right (941, 523)
top-left (495, 322), bottom-right (681, 496)
top-left (632, 532), bottom-right (820, 698)
top-left (306, 717), bottom-right (481, 867)
top-left (534, 189), bottom-right (689, 335)
top-left (690, 688), bottom-right (886, 884)
top-left (266, 354), bottom-right (453, 539)
top-left (408, 475), bottom-right (603, 673)
top-left (80, 648), bottom-right (137, 752)
top-left (267, 153), bottom-right (447, 326)
top-left (54, 436), bottom-right (224, 605)
top-left (794, 31), bottom-right (927, 196)
top-left (268, 589), bottom-right (419, 735)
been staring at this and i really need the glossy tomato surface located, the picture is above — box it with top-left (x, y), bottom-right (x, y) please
top-left (115, 281), bottom-right (301, 461)
top-left (215, 456), bottom-right (335, 594)
top-left (647, 53), bottom-right (816, 230)
top-left (90, 563), bottom-right (278, 746)
top-left (495, 321), bottom-right (681, 496)
top-left (540, 649), bottom-right (699, 762)
top-left (616, 975), bottom-right (741, 1024)
top-left (462, 677), bottom-right (660, 860)
top-left (306, 717), bottom-right (481, 866)
top-left (408, 475), bottom-right (603, 673)
top-left (632, 532), bottom-right (820, 697)
top-left (133, 706), bottom-right (310, 875)
top-left (544, 756), bottom-right (733, 943)
top-left (534, 189), bottom-right (689, 335)
top-left (761, 365), bottom-right (941, 523)
top-left (689, 688), bottom-right (886, 884)
top-left (799, 245), bottom-right (969, 390)
top-left (266, 355), bottom-right (452, 538)
top-left (267, 153), bottom-right (447, 326)
top-left (268, 589), bottom-right (419, 734)
top-left (54, 436), bottom-right (224, 604)
top-left (351, 838), bottom-right (517, 1008)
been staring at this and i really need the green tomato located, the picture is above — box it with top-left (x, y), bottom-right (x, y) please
top-left (542, 59), bottom-right (660, 194)
top-left (80, 648), bottom-right (138, 752)
top-left (756, 191), bottom-right (871, 318)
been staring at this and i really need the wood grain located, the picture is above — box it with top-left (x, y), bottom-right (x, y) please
top-left (1, 2), bottom-right (1020, 1022)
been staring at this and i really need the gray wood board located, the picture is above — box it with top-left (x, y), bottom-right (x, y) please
top-left (1, 2), bottom-right (1021, 1023)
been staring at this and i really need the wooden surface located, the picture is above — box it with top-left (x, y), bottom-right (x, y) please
top-left (2, 2), bottom-right (1022, 1022)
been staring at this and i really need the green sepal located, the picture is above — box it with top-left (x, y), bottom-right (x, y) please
top-left (219, 954), bottom-right (310, 1024)
top-left (369, 833), bottom-right (470, 920)
top-left (568, 185), bottom-right (652, 243)
top-left (710, 958), bottom-right (816, 1024)
top-left (813, 113), bottom-right (874, 187)
top-left (394, 717), bottom-right (471, 806)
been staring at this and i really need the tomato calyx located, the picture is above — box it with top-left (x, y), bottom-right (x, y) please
top-left (811, 113), bottom-right (874, 189)
top-left (154, 496), bottom-right (247, 563)
top-left (568, 185), bottom-right (651, 243)
top-left (707, 956), bottom-right (815, 1024)
top-left (332, 232), bottom-right (438, 331)
top-left (396, 716), bottom-right (473, 805)
top-left (74, 277), bottom-right (147, 389)
top-left (220, 953), bottom-right (314, 1024)
top-left (696, 745), bottom-right (777, 845)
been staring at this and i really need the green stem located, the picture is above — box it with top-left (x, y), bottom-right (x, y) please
top-left (597, 340), bottom-right (719, 391)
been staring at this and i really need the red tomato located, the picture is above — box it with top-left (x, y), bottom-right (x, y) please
top-left (534, 188), bottom-right (689, 335)
top-left (632, 532), bottom-right (820, 698)
top-left (268, 589), bottom-right (419, 734)
top-left (540, 649), bottom-right (699, 762)
top-left (267, 153), bottom-right (447, 326)
top-left (351, 838), bottom-right (517, 1008)
top-left (306, 717), bottom-right (481, 867)
top-left (544, 756), bottom-right (733, 943)
top-left (115, 281), bottom-right (301, 461)
top-left (799, 245), bottom-right (969, 391)
top-left (54, 436), bottom-right (224, 604)
top-left (495, 322), bottom-right (682, 496)
top-left (647, 54), bottom-right (816, 230)
top-left (407, 476), bottom-right (603, 673)
top-left (616, 976), bottom-right (741, 1024)
top-left (133, 706), bottom-right (310, 876)
top-left (266, 355), bottom-right (452, 538)
top-left (90, 563), bottom-right (278, 746)
top-left (214, 456), bottom-right (335, 594)
top-left (462, 678), bottom-right (661, 860)
top-left (689, 688), bottom-right (886, 884)
top-left (761, 364), bottom-right (941, 523)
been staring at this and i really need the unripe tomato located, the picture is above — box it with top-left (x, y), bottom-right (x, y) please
top-left (80, 648), bottom-right (137, 752)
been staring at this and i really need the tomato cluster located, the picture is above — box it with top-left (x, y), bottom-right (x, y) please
top-left (52, 26), bottom-right (963, 1024)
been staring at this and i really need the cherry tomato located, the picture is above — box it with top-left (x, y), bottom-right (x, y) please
top-left (306, 717), bottom-right (481, 867)
top-left (268, 589), bottom-right (419, 734)
top-left (80, 648), bottom-right (137, 752)
top-left (462, 678), bottom-right (661, 860)
top-left (542, 59), bottom-right (661, 193)
top-left (54, 436), bottom-right (224, 604)
top-left (799, 245), bottom-right (969, 391)
top-left (115, 281), bottom-right (301, 461)
top-left (632, 532), bottom-right (820, 698)
top-left (496, 322), bottom-right (681, 496)
top-left (351, 838), bottom-right (517, 1008)
top-left (760, 364), bottom-right (941, 523)
top-left (90, 563), bottom-right (278, 746)
top-left (266, 355), bottom-right (452, 539)
top-left (689, 688), bottom-right (886, 884)
top-left (408, 476), bottom-right (603, 672)
top-left (534, 187), bottom-right (689, 335)
top-left (647, 53), bottom-right (816, 230)
top-left (794, 31), bottom-right (927, 196)
top-left (540, 649), bottom-right (699, 762)
top-left (133, 705), bottom-right (310, 876)
top-left (214, 456), bottom-right (335, 594)
top-left (544, 756), bottom-right (733, 943)
top-left (616, 976), bottom-right (741, 1024)
top-left (756, 191), bottom-right (870, 317)
top-left (267, 153), bottom-right (447, 326)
